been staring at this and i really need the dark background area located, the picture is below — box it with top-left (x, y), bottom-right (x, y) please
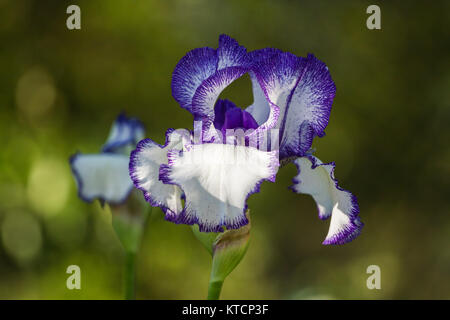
top-left (0, 0), bottom-right (448, 299)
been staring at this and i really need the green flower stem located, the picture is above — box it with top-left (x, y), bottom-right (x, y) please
top-left (124, 251), bottom-right (136, 300)
top-left (207, 279), bottom-right (224, 300)
top-left (109, 201), bottom-right (152, 300)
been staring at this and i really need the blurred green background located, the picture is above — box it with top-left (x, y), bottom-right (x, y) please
top-left (0, 0), bottom-right (449, 299)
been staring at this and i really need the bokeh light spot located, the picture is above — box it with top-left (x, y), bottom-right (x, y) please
top-left (1, 211), bottom-right (42, 265)
top-left (27, 157), bottom-right (71, 217)
top-left (15, 66), bottom-right (56, 121)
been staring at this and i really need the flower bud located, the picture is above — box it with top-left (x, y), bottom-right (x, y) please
top-left (191, 225), bottom-right (219, 255)
top-left (192, 211), bottom-right (251, 291)
top-left (210, 212), bottom-right (251, 283)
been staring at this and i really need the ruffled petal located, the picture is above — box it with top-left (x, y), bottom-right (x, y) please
top-left (129, 129), bottom-right (189, 218)
top-left (171, 34), bottom-right (250, 122)
top-left (291, 156), bottom-right (362, 245)
top-left (244, 71), bottom-right (273, 127)
top-left (245, 49), bottom-right (282, 130)
top-left (102, 113), bottom-right (145, 153)
top-left (159, 143), bottom-right (279, 232)
top-left (70, 153), bottom-right (133, 204)
top-left (251, 52), bottom-right (336, 160)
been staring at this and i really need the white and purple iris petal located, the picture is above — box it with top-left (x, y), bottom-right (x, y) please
top-left (290, 156), bottom-right (362, 245)
top-left (70, 153), bottom-right (133, 204)
top-left (244, 48), bottom-right (282, 134)
top-left (159, 143), bottom-right (279, 232)
top-left (160, 101), bottom-right (278, 231)
top-left (129, 129), bottom-right (190, 219)
top-left (70, 113), bottom-right (145, 205)
top-left (129, 106), bottom-right (278, 230)
top-left (171, 35), bottom-right (279, 137)
top-left (249, 51), bottom-right (336, 160)
top-left (172, 35), bottom-right (249, 121)
top-left (102, 112), bottom-right (145, 153)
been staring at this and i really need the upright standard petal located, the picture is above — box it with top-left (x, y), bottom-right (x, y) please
top-left (251, 52), bottom-right (336, 160)
top-left (129, 129), bottom-right (189, 218)
top-left (102, 113), bottom-right (145, 153)
top-left (245, 48), bottom-right (282, 131)
top-left (70, 153), bottom-right (133, 204)
top-left (171, 34), bottom-right (250, 122)
top-left (291, 156), bottom-right (362, 245)
top-left (159, 143), bottom-right (279, 232)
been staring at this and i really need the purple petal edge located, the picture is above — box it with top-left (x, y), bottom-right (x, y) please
top-left (251, 52), bottom-right (335, 160)
top-left (290, 155), bottom-right (363, 245)
top-left (322, 216), bottom-right (364, 245)
top-left (102, 112), bottom-right (145, 153)
top-left (171, 34), bottom-right (251, 120)
top-left (128, 128), bottom-right (179, 217)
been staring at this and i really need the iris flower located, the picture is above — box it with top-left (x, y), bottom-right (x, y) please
top-left (70, 113), bottom-right (145, 205)
top-left (129, 35), bottom-right (363, 244)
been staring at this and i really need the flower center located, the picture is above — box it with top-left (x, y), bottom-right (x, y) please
top-left (213, 99), bottom-right (258, 132)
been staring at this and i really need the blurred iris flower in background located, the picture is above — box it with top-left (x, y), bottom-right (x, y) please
top-left (70, 113), bottom-right (145, 205)
top-left (70, 113), bottom-right (148, 299)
